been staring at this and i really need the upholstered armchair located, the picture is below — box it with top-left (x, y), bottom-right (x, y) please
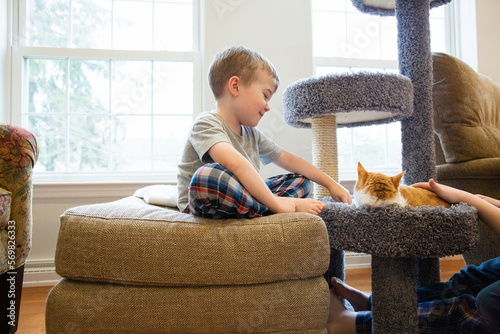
top-left (432, 52), bottom-right (500, 265)
top-left (0, 123), bottom-right (38, 334)
top-left (46, 196), bottom-right (331, 333)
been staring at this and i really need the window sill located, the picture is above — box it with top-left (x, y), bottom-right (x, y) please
top-left (33, 181), bottom-right (175, 200)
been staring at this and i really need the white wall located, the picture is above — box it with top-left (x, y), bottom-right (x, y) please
top-left (475, 0), bottom-right (500, 84)
top-left (29, 183), bottom-right (154, 263)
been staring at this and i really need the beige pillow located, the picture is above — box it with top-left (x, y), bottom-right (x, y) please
top-left (432, 52), bottom-right (500, 163)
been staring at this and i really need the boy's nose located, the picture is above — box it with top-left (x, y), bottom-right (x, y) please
top-left (265, 104), bottom-right (270, 111)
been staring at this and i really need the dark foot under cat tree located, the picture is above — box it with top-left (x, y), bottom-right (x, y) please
top-left (283, 0), bottom-right (479, 333)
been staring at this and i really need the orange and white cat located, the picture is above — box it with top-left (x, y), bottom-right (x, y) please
top-left (354, 162), bottom-right (450, 208)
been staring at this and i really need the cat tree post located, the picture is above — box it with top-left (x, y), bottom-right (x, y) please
top-left (397, 0), bottom-right (441, 288)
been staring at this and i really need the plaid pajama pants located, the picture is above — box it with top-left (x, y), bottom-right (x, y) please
top-left (356, 295), bottom-right (496, 334)
top-left (356, 257), bottom-right (500, 333)
top-left (186, 163), bottom-right (311, 219)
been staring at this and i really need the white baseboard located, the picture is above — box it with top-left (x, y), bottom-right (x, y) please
top-left (345, 252), bottom-right (372, 269)
top-left (23, 261), bottom-right (60, 287)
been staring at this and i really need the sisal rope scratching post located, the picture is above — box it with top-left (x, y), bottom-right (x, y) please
top-left (312, 116), bottom-right (338, 199)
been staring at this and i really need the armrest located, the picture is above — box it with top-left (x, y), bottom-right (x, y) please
top-left (0, 124), bottom-right (39, 273)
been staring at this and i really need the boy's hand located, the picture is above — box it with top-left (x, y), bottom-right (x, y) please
top-left (412, 179), bottom-right (469, 204)
top-left (328, 183), bottom-right (352, 204)
top-left (413, 179), bottom-right (500, 235)
top-left (274, 150), bottom-right (352, 204)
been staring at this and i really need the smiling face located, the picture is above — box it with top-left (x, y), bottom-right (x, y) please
top-left (235, 68), bottom-right (278, 128)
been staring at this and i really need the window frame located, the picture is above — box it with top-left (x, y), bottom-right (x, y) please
top-left (9, 0), bottom-right (202, 183)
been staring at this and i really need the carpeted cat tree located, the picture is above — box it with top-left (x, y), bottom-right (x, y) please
top-left (283, 0), bottom-right (480, 333)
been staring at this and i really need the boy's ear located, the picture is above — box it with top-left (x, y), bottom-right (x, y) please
top-left (228, 76), bottom-right (240, 96)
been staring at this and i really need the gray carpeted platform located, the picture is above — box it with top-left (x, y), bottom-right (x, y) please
top-left (283, 72), bottom-right (414, 128)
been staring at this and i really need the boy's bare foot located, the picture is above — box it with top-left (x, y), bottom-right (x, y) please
top-left (331, 277), bottom-right (371, 312)
top-left (294, 198), bottom-right (326, 214)
top-left (326, 286), bottom-right (357, 334)
top-left (276, 197), bottom-right (326, 215)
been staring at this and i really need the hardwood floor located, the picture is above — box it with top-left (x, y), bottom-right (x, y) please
top-left (17, 285), bottom-right (51, 334)
top-left (16, 258), bottom-right (465, 334)
top-left (344, 257), bottom-right (466, 294)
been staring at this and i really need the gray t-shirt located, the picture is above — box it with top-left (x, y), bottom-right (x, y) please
top-left (177, 111), bottom-right (283, 211)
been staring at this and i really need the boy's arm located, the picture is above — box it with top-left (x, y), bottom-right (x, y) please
top-left (208, 142), bottom-right (324, 214)
top-left (475, 194), bottom-right (500, 208)
top-left (413, 179), bottom-right (500, 236)
top-left (274, 150), bottom-right (352, 204)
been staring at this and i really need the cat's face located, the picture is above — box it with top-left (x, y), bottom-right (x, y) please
top-left (354, 162), bottom-right (406, 207)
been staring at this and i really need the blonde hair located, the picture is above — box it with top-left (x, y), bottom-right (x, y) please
top-left (208, 46), bottom-right (279, 99)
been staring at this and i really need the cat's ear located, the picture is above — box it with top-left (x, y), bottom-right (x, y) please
top-left (391, 171), bottom-right (405, 187)
top-left (357, 162), bottom-right (368, 179)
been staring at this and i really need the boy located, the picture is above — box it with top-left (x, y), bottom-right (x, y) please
top-left (177, 46), bottom-right (351, 218)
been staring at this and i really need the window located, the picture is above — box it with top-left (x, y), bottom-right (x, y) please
top-left (312, 0), bottom-right (452, 180)
top-left (11, 0), bottom-right (201, 182)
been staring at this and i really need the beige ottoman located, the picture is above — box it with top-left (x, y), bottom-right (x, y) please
top-left (46, 196), bottom-right (330, 333)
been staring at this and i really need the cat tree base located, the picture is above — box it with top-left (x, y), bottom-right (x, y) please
top-left (319, 200), bottom-right (479, 334)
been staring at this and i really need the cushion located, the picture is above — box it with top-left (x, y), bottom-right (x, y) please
top-left (436, 157), bottom-right (500, 203)
top-left (133, 184), bottom-right (178, 207)
top-left (432, 52), bottom-right (500, 163)
top-left (55, 196), bottom-right (330, 286)
top-left (436, 157), bottom-right (500, 180)
top-left (46, 277), bottom-right (329, 334)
